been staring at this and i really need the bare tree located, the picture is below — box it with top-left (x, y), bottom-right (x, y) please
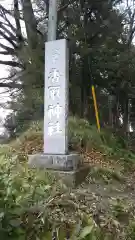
top-left (0, 0), bottom-right (41, 90)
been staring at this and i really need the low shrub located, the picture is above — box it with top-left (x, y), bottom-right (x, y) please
top-left (0, 149), bottom-right (101, 239)
top-left (9, 116), bottom-right (135, 166)
top-left (0, 146), bottom-right (134, 239)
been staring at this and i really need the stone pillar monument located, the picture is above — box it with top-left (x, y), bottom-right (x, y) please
top-left (28, 0), bottom-right (88, 185)
top-left (44, 39), bottom-right (68, 155)
top-left (28, 38), bottom-right (81, 171)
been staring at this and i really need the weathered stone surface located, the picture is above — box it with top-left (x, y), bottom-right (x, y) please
top-left (28, 153), bottom-right (82, 171)
top-left (47, 166), bottom-right (90, 187)
top-left (44, 39), bottom-right (69, 155)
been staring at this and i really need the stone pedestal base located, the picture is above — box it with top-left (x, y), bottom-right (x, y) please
top-left (47, 166), bottom-right (90, 187)
top-left (28, 153), bottom-right (89, 186)
top-left (28, 153), bottom-right (81, 171)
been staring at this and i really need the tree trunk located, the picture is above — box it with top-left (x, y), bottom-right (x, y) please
top-left (21, 0), bottom-right (38, 49)
top-left (14, 0), bottom-right (23, 46)
top-left (123, 96), bottom-right (129, 135)
top-left (81, 57), bottom-right (88, 118)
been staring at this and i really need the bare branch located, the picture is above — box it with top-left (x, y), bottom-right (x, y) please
top-left (126, 0), bottom-right (129, 8)
top-left (2, 16), bottom-right (16, 34)
top-left (0, 23), bottom-right (17, 42)
top-left (0, 5), bottom-right (16, 33)
top-left (0, 43), bottom-right (16, 55)
top-left (0, 51), bottom-right (14, 55)
top-left (0, 82), bottom-right (21, 89)
top-left (58, 3), bottom-right (69, 12)
top-left (0, 30), bottom-right (17, 48)
top-left (0, 89), bottom-right (11, 95)
top-left (0, 4), bottom-right (13, 16)
top-left (0, 60), bottom-right (23, 68)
